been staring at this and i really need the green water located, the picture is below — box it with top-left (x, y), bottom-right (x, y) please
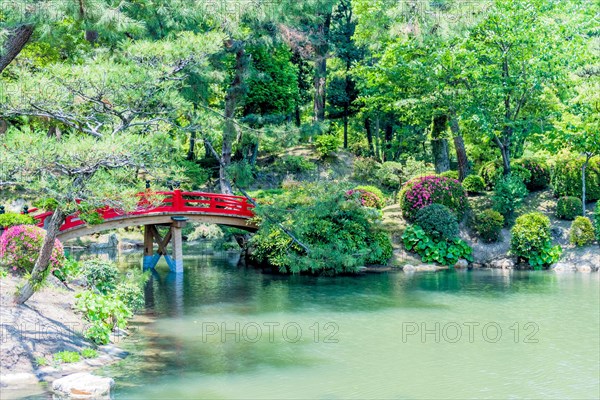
top-left (104, 252), bottom-right (600, 399)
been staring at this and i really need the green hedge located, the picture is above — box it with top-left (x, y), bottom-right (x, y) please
top-left (510, 212), bottom-right (561, 269)
top-left (556, 196), bottom-right (582, 220)
top-left (514, 158), bottom-right (550, 190)
top-left (551, 157), bottom-right (600, 201)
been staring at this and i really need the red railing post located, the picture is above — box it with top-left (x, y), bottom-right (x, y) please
top-left (172, 189), bottom-right (183, 211)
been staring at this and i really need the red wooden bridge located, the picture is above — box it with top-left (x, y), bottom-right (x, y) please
top-left (28, 190), bottom-right (257, 273)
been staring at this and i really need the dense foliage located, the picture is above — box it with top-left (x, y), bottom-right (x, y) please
top-left (462, 175), bottom-right (485, 195)
top-left (351, 185), bottom-right (386, 209)
top-left (0, 225), bottom-right (65, 275)
top-left (400, 176), bottom-right (468, 221)
top-left (510, 213), bottom-right (562, 269)
top-left (470, 209), bottom-right (504, 243)
top-left (414, 204), bottom-right (459, 240)
top-left (402, 225), bottom-right (473, 267)
top-left (556, 197), bottom-right (583, 220)
top-left (514, 159), bottom-right (550, 191)
top-left (492, 175), bottom-right (529, 221)
top-left (250, 184), bottom-right (393, 274)
top-left (551, 157), bottom-right (600, 201)
top-left (569, 217), bottom-right (596, 247)
top-left (0, 213), bottom-right (35, 228)
top-left (595, 203), bottom-right (600, 243)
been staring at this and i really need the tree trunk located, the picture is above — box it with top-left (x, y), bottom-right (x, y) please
top-left (221, 40), bottom-right (248, 195)
top-left (365, 117), bottom-right (373, 156)
top-left (431, 114), bottom-right (450, 173)
top-left (494, 133), bottom-right (511, 175)
top-left (582, 155), bottom-right (589, 215)
top-left (313, 13), bottom-right (332, 122)
top-left (14, 208), bottom-right (66, 304)
top-left (449, 114), bottom-right (470, 181)
top-left (0, 24), bottom-right (34, 74)
top-left (187, 130), bottom-right (196, 161)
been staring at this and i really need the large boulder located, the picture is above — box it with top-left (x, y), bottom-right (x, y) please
top-left (52, 373), bottom-right (114, 399)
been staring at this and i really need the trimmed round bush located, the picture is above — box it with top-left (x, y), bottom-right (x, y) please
top-left (556, 196), bottom-right (582, 220)
top-left (492, 174), bottom-right (528, 220)
top-left (415, 204), bottom-right (459, 240)
top-left (514, 158), bottom-right (550, 190)
top-left (479, 161), bottom-right (503, 190)
top-left (375, 162), bottom-right (403, 189)
top-left (0, 225), bottom-right (65, 274)
top-left (462, 175), bottom-right (485, 194)
top-left (366, 231), bottom-right (394, 265)
top-left (355, 185), bottom-right (385, 207)
top-left (551, 156), bottom-right (600, 201)
top-left (511, 212), bottom-right (562, 269)
top-left (511, 165), bottom-right (532, 185)
top-left (400, 175), bottom-right (469, 221)
top-left (569, 217), bottom-right (595, 247)
top-left (470, 209), bottom-right (504, 243)
top-left (439, 170), bottom-right (459, 180)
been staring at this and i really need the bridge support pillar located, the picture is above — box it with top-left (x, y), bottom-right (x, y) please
top-left (142, 217), bottom-right (187, 273)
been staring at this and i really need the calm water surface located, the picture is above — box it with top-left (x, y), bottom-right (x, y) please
top-left (100, 250), bottom-right (599, 400)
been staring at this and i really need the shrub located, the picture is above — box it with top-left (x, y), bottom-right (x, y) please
top-left (349, 185), bottom-right (386, 209)
top-left (470, 209), bottom-right (504, 243)
top-left (402, 225), bottom-right (473, 266)
top-left (76, 290), bottom-right (132, 345)
top-left (274, 155), bottom-right (316, 174)
top-left (439, 170), bottom-right (459, 180)
top-left (514, 158), bottom-right (550, 190)
top-left (250, 183), bottom-right (393, 274)
top-left (399, 175), bottom-right (469, 221)
top-left (315, 135), bottom-right (342, 157)
top-left (0, 213), bottom-right (35, 228)
top-left (81, 259), bottom-right (119, 294)
top-left (492, 174), bottom-right (528, 220)
top-left (375, 162), bottom-right (403, 189)
top-left (511, 165), bottom-right (532, 185)
top-left (0, 225), bottom-right (65, 275)
top-left (569, 217), bottom-right (595, 247)
top-left (414, 204), bottom-right (459, 240)
top-left (511, 212), bottom-right (562, 269)
top-left (551, 156), bottom-right (600, 201)
top-left (556, 196), bottom-right (582, 220)
top-left (352, 158), bottom-right (381, 183)
top-left (366, 231), bottom-right (394, 265)
top-left (479, 161), bottom-right (503, 190)
top-left (595, 203), bottom-right (600, 242)
top-left (462, 175), bottom-right (485, 194)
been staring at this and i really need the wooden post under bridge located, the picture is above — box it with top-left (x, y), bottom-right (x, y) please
top-left (143, 216), bottom-right (188, 273)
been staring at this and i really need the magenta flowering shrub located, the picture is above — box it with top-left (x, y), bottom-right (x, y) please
top-left (345, 189), bottom-right (385, 209)
top-left (0, 225), bottom-right (65, 274)
top-left (400, 175), bottom-right (469, 221)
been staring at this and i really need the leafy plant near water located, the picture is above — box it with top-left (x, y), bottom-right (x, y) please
top-left (76, 290), bottom-right (132, 345)
top-left (35, 357), bottom-right (49, 367)
top-left (569, 217), bottom-right (595, 247)
top-left (402, 225), bottom-right (473, 266)
top-left (81, 259), bottom-right (119, 293)
top-left (53, 351), bottom-right (81, 363)
top-left (595, 203), bottom-right (600, 242)
top-left (511, 212), bottom-right (562, 269)
top-left (556, 196), bottom-right (582, 220)
top-left (81, 348), bottom-right (99, 359)
top-left (250, 183), bottom-right (393, 274)
top-left (414, 204), bottom-right (459, 240)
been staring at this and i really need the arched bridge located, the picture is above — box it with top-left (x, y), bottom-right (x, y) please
top-left (29, 190), bottom-right (257, 273)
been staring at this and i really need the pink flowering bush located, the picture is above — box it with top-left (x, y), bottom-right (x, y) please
top-left (346, 187), bottom-right (385, 209)
top-left (0, 225), bottom-right (65, 275)
top-left (400, 175), bottom-right (469, 221)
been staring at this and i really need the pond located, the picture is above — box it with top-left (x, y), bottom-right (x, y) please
top-left (94, 248), bottom-right (600, 399)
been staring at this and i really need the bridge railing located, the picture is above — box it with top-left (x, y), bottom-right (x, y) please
top-left (30, 190), bottom-right (255, 232)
